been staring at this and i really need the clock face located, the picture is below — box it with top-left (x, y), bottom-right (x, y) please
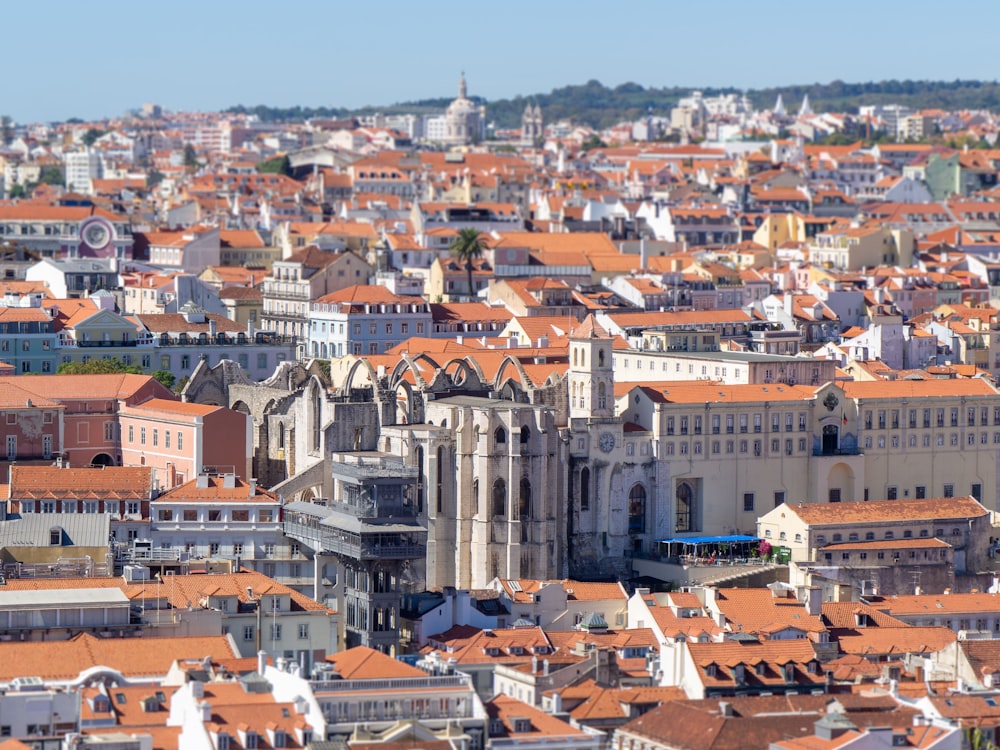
top-left (599, 431), bottom-right (616, 453)
top-left (80, 218), bottom-right (113, 250)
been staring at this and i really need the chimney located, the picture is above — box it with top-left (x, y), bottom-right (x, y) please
top-left (258, 650), bottom-right (267, 676)
top-left (199, 700), bottom-right (212, 722)
top-left (640, 238), bottom-right (649, 269)
top-left (543, 659), bottom-right (550, 676)
top-left (719, 701), bottom-right (734, 717)
top-left (804, 586), bottom-right (821, 616)
top-left (249, 478), bottom-right (257, 496)
top-left (209, 318), bottom-right (217, 337)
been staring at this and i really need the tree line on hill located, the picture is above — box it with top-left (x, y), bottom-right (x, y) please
top-left (226, 79), bottom-right (1000, 131)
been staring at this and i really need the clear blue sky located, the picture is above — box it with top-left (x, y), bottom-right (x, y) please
top-left (7, 0), bottom-right (998, 123)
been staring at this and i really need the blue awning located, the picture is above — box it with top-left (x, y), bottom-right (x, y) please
top-left (659, 534), bottom-right (760, 546)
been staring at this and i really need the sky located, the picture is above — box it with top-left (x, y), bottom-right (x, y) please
top-left (4, 0), bottom-right (998, 123)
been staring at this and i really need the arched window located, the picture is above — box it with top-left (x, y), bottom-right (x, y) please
top-left (473, 478), bottom-right (480, 515)
top-left (520, 426), bottom-right (530, 444)
top-left (519, 478), bottom-right (531, 519)
top-left (278, 426), bottom-right (286, 449)
top-left (579, 467), bottom-right (590, 511)
top-left (415, 446), bottom-right (425, 513)
top-left (676, 482), bottom-right (693, 532)
top-left (597, 382), bottom-right (607, 410)
top-left (311, 388), bottom-right (322, 452)
top-left (492, 479), bottom-right (507, 518)
top-left (573, 347), bottom-right (578, 367)
top-left (436, 446), bottom-right (445, 513)
top-left (494, 427), bottom-right (507, 446)
top-left (628, 484), bottom-right (646, 533)
top-left (598, 348), bottom-right (605, 367)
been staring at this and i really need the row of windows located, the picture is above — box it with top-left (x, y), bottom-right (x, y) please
top-left (863, 407), bottom-right (1000, 429)
top-left (826, 549), bottom-right (946, 562)
top-left (240, 623), bottom-right (309, 640)
top-left (156, 508), bottom-right (277, 523)
top-left (813, 525), bottom-right (968, 544)
top-left (311, 320), bottom-right (427, 336)
top-left (21, 500), bottom-right (139, 514)
top-left (666, 438), bottom-right (809, 457)
top-left (129, 426), bottom-right (183, 450)
top-left (666, 412), bottom-right (809, 435)
top-left (59, 352), bottom-right (279, 372)
top-left (864, 433), bottom-right (1000, 449)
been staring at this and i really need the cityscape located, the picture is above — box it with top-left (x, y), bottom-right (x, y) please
top-left (4, 9), bottom-right (1000, 746)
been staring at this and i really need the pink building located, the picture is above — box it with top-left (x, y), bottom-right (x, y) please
top-left (118, 399), bottom-right (251, 488)
top-left (15, 374), bottom-right (174, 467)
top-left (0, 380), bottom-right (64, 462)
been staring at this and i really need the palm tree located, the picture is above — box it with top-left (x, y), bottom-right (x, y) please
top-left (449, 227), bottom-right (486, 301)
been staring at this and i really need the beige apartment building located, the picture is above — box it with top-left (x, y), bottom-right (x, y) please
top-left (620, 377), bottom-right (1000, 537)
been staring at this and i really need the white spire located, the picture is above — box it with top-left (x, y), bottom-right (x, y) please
top-left (774, 94), bottom-right (786, 116)
top-left (798, 94), bottom-right (813, 117)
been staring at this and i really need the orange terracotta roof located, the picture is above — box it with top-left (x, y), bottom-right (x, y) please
top-left (9, 466), bottom-right (152, 500)
top-left (0, 633), bottom-right (237, 682)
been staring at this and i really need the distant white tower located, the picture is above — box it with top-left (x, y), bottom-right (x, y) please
top-left (798, 94), bottom-right (813, 117)
top-left (774, 94), bottom-right (787, 117)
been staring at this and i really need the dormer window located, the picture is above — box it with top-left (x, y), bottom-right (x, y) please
top-left (755, 662), bottom-right (767, 676)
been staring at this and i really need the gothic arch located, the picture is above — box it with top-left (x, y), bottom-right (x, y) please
top-left (394, 380), bottom-right (414, 425)
top-left (344, 358), bottom-right (380, 394)
top-left (442, 357), bottom-right (479, 388)
top-left (493, 355), bottom-right (533, 392)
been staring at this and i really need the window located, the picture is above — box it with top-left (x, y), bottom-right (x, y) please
top-left (628, 484), bottom-right (646, 533)
top-left (972, 483), bottom-right (983, 502)
top-left (271, 623), bottom-right (282, 641)
top-left (743, 493), bottom-right (754, 512)
top-left (183, 509), bottom-right (197, 521)
top-left (298, 623), bottom-right (309, 639)
top-left (128, 425), bottom-right (134, 443)
top-left (915, 485), bottom-right (926, 499)
top-left (177, 432), bottom-right (183, 451)
top-left (774, 491), bottom-right (785, 507)
top-left (887, 486), bottom-right (897, 500)
top-left (140, 427), bottom-right (146, 445)
top-left (943, 483), bottom-right (954, 498)
top-left (165, 431), bottom-right (170, 449)
top-left (233, 543), bottom-right (243, 555)
top-left (152, 429), bottom-right (158, 447)
top-left (243, 625), bottom-right (254, 641)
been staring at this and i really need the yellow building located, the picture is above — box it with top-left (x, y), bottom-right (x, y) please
top-left (753, 213), bottom-right (806, 252)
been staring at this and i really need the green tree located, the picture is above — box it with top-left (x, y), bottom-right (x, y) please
top-left (173, 375), bottom-right (190, 395)
top-left (257, 155), bottom-right (290, 175)
top-left (57, 358), bottom-right (142, 375)
top-left (147, 169), bottom-right (165, 188)
top-left (581, 134), bottom-right (607, 152)
top-left (8, 184), bottom-right (26, 199)
top-left (152, 369), bottom-right (176, 389)
top-left (38, 166), bottom-right (64, 186)
top-left (183, 143), bottom-right (198, 170)
top-left (449, 227), bottom-right (486, 301)
top-left (81, 128), bottom-right (104, 147)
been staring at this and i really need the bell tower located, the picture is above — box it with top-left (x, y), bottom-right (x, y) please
top-left (568, 315), bottom-right (614, 421)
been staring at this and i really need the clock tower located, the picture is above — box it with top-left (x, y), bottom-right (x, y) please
top-left (568, 314), bottom-right (614, 421)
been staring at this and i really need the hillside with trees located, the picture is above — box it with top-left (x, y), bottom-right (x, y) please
top-left (227, 79), bottom-right (1000, 130)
